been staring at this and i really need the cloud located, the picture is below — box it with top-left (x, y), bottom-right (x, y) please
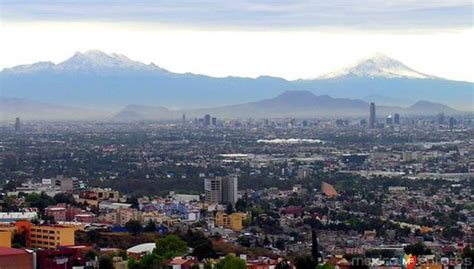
top-left (1, 0), bottom-right (472, 30)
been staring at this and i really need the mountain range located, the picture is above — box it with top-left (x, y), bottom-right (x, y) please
top-left (0, 50), bottom-right (472, 120)
top-left (1, 50), bottom-right (472, 111)
top-left (0, 90), bottom-right (459, 121)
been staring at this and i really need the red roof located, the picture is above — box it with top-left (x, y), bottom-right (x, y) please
top-left (0, 247), bottom-right (29, 256)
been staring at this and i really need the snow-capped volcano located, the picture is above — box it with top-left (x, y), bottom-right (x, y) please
top-left (319, 53), bottom-right (435, 79)
top-left (4, 50), bottom-right (169, 74)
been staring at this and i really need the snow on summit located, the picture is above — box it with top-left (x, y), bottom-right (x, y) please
top-left (4, 50), bottom-right (169, 73)
top-left (319, 53), bottom-right (435, 79)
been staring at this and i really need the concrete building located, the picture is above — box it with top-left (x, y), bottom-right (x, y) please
top-left (204, 114), bottom-right (211, 126)
top-left (205, 176), bottom-right (238, 205)
top-left (394, 113), bottom-right (400, 124)
top-left (27, 225), bottom-right (75, 249)
top-left (204, 177), bottom-right (222, 204)
top-left (369, 102), bottom-right (376, 128)
top-left (222, 176), bottom-right (238, 205)
top-left (215, 212), bottom-right (246, 231)
top-left (106, 207), bottom-right (140, 226)
top-left (14, 117), bottom-right (20, 132)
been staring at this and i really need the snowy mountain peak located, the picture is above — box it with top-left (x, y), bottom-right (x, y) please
top-left (58, 50), bottom-right (146, 70)
top-left (319, 53), bottom-right (435, 79)
top-left (3, 50), bottom-right (170, 74)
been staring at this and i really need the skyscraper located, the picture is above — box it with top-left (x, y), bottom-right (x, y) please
top-left (204, 177), bottom-right (222, 204)
top-left (204, 176), bottom-right (238, 205)
top-left (203, 114), bottom-right (211, 126)
top-left (211, 117), bottom-right (217, 126)
top-left (182, 114), bottom-right (186, 125)
top-left (222, 176), bottom-right (238, 205)
top-left (14, 117), bottom-right (21, 131)
top-left (394, 113), bottom-right (400, 125)
top-left (369, 102), bottom-right (376, 128)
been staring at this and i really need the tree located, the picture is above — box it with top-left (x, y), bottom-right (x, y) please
top-left (125, 220), bottom-right (142, 235)
top-left (295, 255), bottom-right (317, 269)
top-left (99, 255), bottom-right (114, 269)
top-left (140, 253), bottom-right (163, 269)
top-left (127, 257), bottom-right (141, 269)
top-left (192, 240), bottom-right (216, 261)
top-left (226, 202), bottom-right (234, 214)
top-left (154, 235), bottom-right (188, 259)
top-left (215, 255), bottom-right (246, 269)
top-left (143, 220), bottom-right (157, 232)
top-left (312, 229), bottom-right (319, 266)
top-left (235, 198), bottom-right (247, 212)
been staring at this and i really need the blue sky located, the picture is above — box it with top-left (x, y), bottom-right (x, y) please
top-left (1, 1), bottom-right (473, 81)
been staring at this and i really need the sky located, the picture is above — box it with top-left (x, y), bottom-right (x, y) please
top-left (1, 0), bottom-right (473, 81)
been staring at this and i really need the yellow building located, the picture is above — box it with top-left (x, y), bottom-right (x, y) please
top-left (215, 212), bottom-right (246, 231)
top-left (28, 225), bottom-right (75, 249)
top-left (93, 188), bottom-right (120, 201)
top-left (0, 230), bottom-right (12, 248)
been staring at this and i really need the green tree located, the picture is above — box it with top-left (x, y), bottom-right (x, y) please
top-left (125, 220), bottom-right (142, 235)
top-left (99, 255), bottom-right (114, 269)
top-left (127, 257), bottom-right (141, 269)
top-left (215, 255), bottom-right (246, 269)
top-left (140, 253), bottom-right (163, 269)
top-left (154, 234), bottom-right (188, 259)
top-left (143, 220), bottom-right (157, 232)
top-left (295, 255), bottom-right (317, 269)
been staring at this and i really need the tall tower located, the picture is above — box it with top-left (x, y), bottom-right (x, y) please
top-left (204, 177), bottom-right (222, 204)
top-left (204, 176), bottom-right (238, 205)
top-left (369, 102), bottom-right (376, 128)
top-left (14, 117), bottom-right (21, 131)
top-left (203, 114), bottom-right (211, 127)
top-left (182, 114), bottom-right (186, 125)
top-left (394, 113), bottom-right (400, 125)
top-left (222, 176), bottom-right (238, 206)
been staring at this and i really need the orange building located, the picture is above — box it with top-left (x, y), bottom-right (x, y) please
top-left (0, 230), bottom-right (12, 248)
top-left (14, 221), bottom-right (75, 249)
top-left (28, 225), bottom-right (75, 249)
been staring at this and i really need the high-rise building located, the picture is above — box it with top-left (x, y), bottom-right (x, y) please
top-left (14, 117), bottom-right (21, 131)
top-left (204, 177), bottom-right (222, 204)
top-left (449, 117), bottom-right (455, 129)
top-left (211, 117), bottom-right (217, 126)
top-left (204, 176), bottom-right (238, 205)
top-left (222, 176), bottom-right (238, 205)
top-left (386, 115), bottom-right (393, 125)
top-left (182, 114), bottom-right (186, 125)
top-left (369, 102), bottom-right (376, 128)
top-left (394, 113), bottom-right (400, 124)
top-left (203, 114), bottom-right (211, 126)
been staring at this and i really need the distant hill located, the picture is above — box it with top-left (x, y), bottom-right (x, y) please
top-left (1, 91), bottom-right (460, 121)
top-left (1, 50), bottom-right (472, 110)
top-left (114, 91), bottom-right (460, 120)
top-left (114, 105), bottom-right (175, 120)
